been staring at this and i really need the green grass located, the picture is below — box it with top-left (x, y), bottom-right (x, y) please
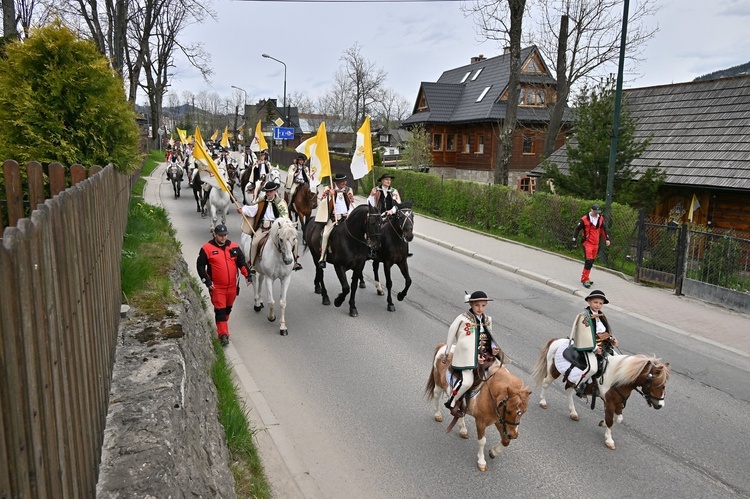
top-left (122, 150), bottom-right (270, 496)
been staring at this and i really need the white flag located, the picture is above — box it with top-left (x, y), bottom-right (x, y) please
top-left (350, 116), bottom-right (373, 180)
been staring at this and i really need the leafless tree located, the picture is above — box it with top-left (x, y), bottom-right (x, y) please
top-left (374, 88), bottom-right (411, 130)
top-left (2, 0), bottom-right (20, 43)
top-left (531, 0), bottom-right (659, 157)
top-left (339, 43), bottom-right (387, 148)
top-left (465, 0), bottom-right (526, 185)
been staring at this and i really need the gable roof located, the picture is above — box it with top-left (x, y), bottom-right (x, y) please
top-left (403, 46), bottom-right (561, 126)
top-left (538, 76), bottom-right (750, 190)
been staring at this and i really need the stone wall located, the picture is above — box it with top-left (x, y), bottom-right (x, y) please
top-left (427, 167), bottom-right (526, 187)
top-left (96, 258), bottom-right (236, 498)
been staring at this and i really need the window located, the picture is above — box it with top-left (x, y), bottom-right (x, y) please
top-left (460, 71), bottom-right (471, 83)
top-left (519, 176), bottom-right (537, 193)
top-left (478, 135), bottom-right (484, 154)
top-left (522, 134), bottom-right (535, 154)
top-left (524, 59), bottom-right (541, 73)
top-left (432, 133), bottom-right (443, 151)
top-left (471, 68), bottom-right (483, 81)
top-left (463, 135), bottom-right (470, 153)
top-left (476, 86), bottom-right (491, 102)
top-left (446, 134), bottom-right (456, 151)
top-left (519, 88), bottom-right (546, 106)
top-left (417, 94), bottom-right (428, 111)
top-left (379, 134), bottom-right (389, 144)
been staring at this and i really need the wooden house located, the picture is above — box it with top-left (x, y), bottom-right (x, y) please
top-left (537, 76), bottom-right (750, 232)
top-left (243, 98), bottom-right (303, 149)
top-left (402, 46), bottom-right (571, 187)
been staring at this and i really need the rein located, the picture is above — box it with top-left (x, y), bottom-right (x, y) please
top-left (341, 211), bottom-right (371, 247)
top-left (481, 365), bottom-right (520, 440)
top-left (386, 209), bottom-right (413, 242)
top-left (634, 362), bottom-right (665, 407)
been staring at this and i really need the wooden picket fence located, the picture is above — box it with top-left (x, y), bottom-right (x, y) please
top-left (1, 160), bottom-right (131, 498)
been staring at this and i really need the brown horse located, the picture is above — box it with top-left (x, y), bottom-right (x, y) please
top-left (286, 183), bottom-right (317, 230)
top-left (531, 338), bottom-right (670, 450)
top-left (425, 343), bottom-right (532, 472)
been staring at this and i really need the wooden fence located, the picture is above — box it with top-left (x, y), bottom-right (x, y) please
top-left (1, 161), bottom-right (131, 497)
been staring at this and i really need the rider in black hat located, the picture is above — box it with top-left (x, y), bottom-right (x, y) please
top-left (286, 154), bottom-right (311, 203)
top-left (367, 172), bottom-right (407, 259)
top-left (315, 173), bottom-right (354, 268)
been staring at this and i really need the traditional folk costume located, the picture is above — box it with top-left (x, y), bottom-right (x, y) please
top-left (366, 173), bottom-right (403, 258)
top-left (444, 291), bottom-right (499, 417)
top-left (316, 173), bottom-right (354, 267)
top-left (240, 182), bottom-right (288, 271)
top-left (286, 155), bottom-right (311, 203)
top-left (573, 204), bottom-right (610, 287)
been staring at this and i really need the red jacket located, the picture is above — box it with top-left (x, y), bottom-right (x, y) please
top-left (574, 214), bottom-right (609, 248)
top-left (196, 239), bottom-right (249, 288)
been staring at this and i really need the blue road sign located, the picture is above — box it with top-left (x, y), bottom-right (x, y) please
top-left (273, 127), bottom-right (295, 140)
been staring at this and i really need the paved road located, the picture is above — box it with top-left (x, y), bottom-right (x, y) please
top-left (146, 162), bottom-right (750, 498)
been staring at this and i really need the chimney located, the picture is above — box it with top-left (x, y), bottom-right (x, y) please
top-left (470, 54), bottom-right (486, 64)
top-left (503, 46), bottom-right (511, 54)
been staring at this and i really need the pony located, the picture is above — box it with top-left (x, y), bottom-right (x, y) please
top-left (206, 167), bottom-right (232, 230)
top-left (531, 338), bottom-right (670, 450)
top-left (370, 202), bottom-right (414, 311)
top-left (166, 163), bottom-right (182, 198)
top-left (304, 204), bottom-right (377, 317)
top-left (426, 343), bottom-right (532, 472)
top-left (240, 218), bottom-right (297, 336)
top-left (286, 182), bottom-right (317, 231)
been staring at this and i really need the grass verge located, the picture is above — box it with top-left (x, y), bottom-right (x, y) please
top-left (124, 150), bottom-right (271, 497)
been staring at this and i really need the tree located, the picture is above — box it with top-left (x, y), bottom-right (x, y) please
top-left (1, 0), bottom-right (19, 48)
top-left (0, 22), bottom-right (140, 172)
top-left (541, 77), bottom-right (663, 207)
top-left (530, 0), bottom-right (658, 158)
top-left (464, 0), bottom-right (526, 185)
top-left (401, 124), bottom-right (432, 171)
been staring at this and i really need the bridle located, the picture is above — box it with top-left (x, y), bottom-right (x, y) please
top-left (635, 362), bottom-right (666, 408)
top-left (386, 208), bottom-right (414, 242)
top-left (482, 369), bottom-right (522, 440)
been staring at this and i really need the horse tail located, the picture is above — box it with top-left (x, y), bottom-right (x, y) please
top-left (531, 338), bottom-right (556, 387)
top-left (425, 343), bottom-right (445, 400)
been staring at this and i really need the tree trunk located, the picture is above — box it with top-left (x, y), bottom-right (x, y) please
top-left (493, 0), bottom-right (525, 186)
top-left (543, 14), bottom-right (569, 159)
top-left (2, 0), bottom-right (19, 45)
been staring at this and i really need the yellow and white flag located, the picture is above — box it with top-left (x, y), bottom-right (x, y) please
top-left (176, 128), bottom-right (188, 144)
top-left (250, 120), bottom-right (268, 152)
top-left (350, 116), bottom-right (373, 180)
top-left (193, 126), bottom-right (229, 193)
top-left (211, 129), bottom-right (219, 141)
top-left (296, 122), bottom-right (331, 190)
top-left (688, 194), bottom-right (701, 222)
top-left (220, 126), bottom-right (230, 148)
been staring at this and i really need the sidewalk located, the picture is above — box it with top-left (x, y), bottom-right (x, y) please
top-left (411, 213), bottom-right (750, 357)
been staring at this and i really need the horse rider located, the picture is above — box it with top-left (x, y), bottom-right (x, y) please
top-left (238, 181), bottom-right (303, 273)
top-left (216, 147), bottom-right (230, 168)
top-left (563, 289), bottom-right (617, 397)
top-left (242, 145), bottom-right (255, 172)
top-left (366, 172), bottom-right (402, 258)
top-left (252, 150), bottom-right (271, 187)
top-left (196, 223), bottom-right (252, 347)
top-left (286, 154), bottom-right (311, 204)
top-left (315, 173), bottom-right (355, 268)
top-left (443, 291), bottom-right (501, 418)
top-left (167, 148), bottom-right (184, 181)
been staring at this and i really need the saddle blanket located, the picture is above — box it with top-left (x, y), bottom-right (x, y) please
top-left (553, 340), bottom-right (583, 385)
top-left (444, 371), bottom-right (481, 400)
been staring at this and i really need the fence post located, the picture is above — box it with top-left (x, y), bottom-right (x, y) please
top-left (634, 209), bottom-right (646, 283)
top-left (674, 223), bottom-right (689, 295)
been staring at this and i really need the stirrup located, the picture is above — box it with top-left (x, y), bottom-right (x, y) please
top-left (248, 266), bottom-right (257, 275)
top-left (318, 261), bottom-right (326, 269)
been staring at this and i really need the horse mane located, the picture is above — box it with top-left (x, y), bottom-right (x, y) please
top-left (274, 218), bottom-right (297, 241)
top-left (608, 354), bottom-right (668, 387)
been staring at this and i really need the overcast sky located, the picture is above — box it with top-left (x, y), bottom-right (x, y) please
top-left (164, 0), bottom-right (750, 109)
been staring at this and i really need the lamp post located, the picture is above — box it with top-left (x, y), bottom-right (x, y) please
top-left (231, 85), bottom-right (248, 150)
top-left (261, 53), bottom-right (288, 128)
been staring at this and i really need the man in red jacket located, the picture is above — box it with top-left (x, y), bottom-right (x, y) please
top-left (573, 204), bottom-right (610, 288)
top-left (196, 224), bottom-right (252, 346)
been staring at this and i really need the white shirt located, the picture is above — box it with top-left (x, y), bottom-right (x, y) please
top-left (241, 196), bottom-right (278, 221)
top-left (332, 189), bottom-right (353, 215)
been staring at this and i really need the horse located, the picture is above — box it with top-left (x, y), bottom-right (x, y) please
top-left (286, 182), bottom-right (317, 231)
top-left (226, 160), bottom-right (240, 195)
top-left (240, 218), bottom-right (297, 336)
top-left (166, 163), bottom-right (182, 198)
top-left (425, 343), bottom-right (532, 472)
top-left (531, 338), bottom-right (670, 450)
top-left (240, 167), bottom-right (253, 205)
top-left (370, 202), bottom-right (414, 311)
top-left (304, 204), bottom-right (378, 317)
top-left (188, 168), bottom-right (207, 214)
top-left (206, 167), bottom-right (232, 230)
top-left (254, 167), bottom-right (282, 198)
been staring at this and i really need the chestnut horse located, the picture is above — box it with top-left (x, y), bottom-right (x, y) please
top-left (531, 338), bottom-right (670, 450)
top-left (286, 182), bottom-right (317, 231)
top-left (425, 343), bottom-right (532, 472)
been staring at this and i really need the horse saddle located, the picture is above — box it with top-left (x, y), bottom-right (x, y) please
top-left (256, 232), bottom-right (271, 260)
top-left (562, 344), bottom-right (589, 370)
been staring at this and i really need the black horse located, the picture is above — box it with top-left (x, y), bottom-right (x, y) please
top-left (371, 202), bottom-right (414, 312)
top-left (240, 167), bottom-right (253, 204)
top-left (189, 169), bottom-right (208, 215)
top-left (304, 204), bottom-right (379, 317)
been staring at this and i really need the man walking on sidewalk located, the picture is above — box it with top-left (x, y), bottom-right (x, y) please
top-left (573, 203), bottom-right (610, 288)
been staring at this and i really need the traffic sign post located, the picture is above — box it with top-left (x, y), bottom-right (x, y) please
top-left (273, 127), bottom-right (295, 140)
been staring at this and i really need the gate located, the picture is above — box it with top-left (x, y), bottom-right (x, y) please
top-left (634, 210), bottom-right (688, 292)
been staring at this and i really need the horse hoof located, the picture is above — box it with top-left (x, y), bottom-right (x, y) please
top-left (489, 450), bottom-right (497, 459)
top-left (268, 315), bottom-right (276, 322)
top-left (254, 305), bottom-right (263, 312)
top-left (539, 401), bottom-right (548, 409)
top-left (314, 285), bottom-right (321, 294)
top-left (606, 442), bottom-right (616, 450)
top-left (359, 280), bottom-right (366, 289)
top-left (334, 297), bottom-right (344, 307)
top-left (434, 414), bottom-right (443, 422)
top-left (280, 329), bottom-right (288, 336)
top-left (376, 289), bottom-right (384, 296)
top-left (349, 308), bottom-right (358, 317)
top-left (387, 304), bottom-right (396, 312)
top-left (459, 429), bottom-right (469, 439)
top-left (477, 463), bottom-right (487, 472)
top-left (397, 293), bottom-right (406, 301)
top-left (570, 414), bottom-right (579, 421)
top-left (322, 297), bottom-right (331, 306)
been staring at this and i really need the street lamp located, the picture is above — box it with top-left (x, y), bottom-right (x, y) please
top-left (231, 85), bottom-right (247, 109)
top-left (231, 85), bottom-right (248, 150)
top-left (261, 53), bottom-right (287, 127)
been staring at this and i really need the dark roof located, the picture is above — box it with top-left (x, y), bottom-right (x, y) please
top-left (403, 46), bottom-right (564, 126)
top-left (537, 76), bottom-right (750, 190)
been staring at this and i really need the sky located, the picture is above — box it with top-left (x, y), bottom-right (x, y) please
top-left (163, 0), bottom-right (750, 110)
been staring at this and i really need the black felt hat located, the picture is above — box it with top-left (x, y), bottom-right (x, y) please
top-left (465, 291), bottom-right (493, 303)
top-left (378, 173), bottom-right (395, 182)
top-left (263, 181), bottom-right (279, 192)
top-left (333, 173), bottom-right (348, 182)
top-left (585, 289), bottom-right (609, 304)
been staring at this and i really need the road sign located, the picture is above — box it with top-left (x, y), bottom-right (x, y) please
top-left (274, 117), bottom-right (284, 127)
top-left (273, 127), bottom-right (295, 140)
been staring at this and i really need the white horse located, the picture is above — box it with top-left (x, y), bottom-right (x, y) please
top-left (254, 167), bottom-right (282, 198)
top-left (207, 166), bottom-right (232, 230)
top-left (240, 217), bottom-right (297, 336)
